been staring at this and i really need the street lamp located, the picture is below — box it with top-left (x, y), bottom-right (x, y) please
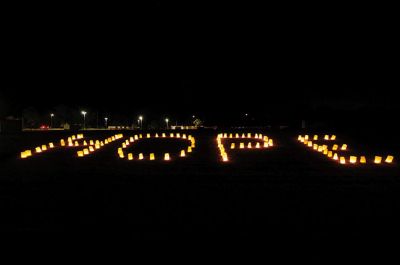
top-left (81, 111), bottom-right (87, 130)
top-left (139, 116), bottom-right (143, 130)
top-left (165, 118), bottom-right (169, 130)
top-left (104, 117), bottom-right (108, 129)
top-left (50, 113), bottom-right (54, 128)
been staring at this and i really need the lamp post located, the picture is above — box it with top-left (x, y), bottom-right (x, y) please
top-left (50, 113), bottom-right (54, 128)
top-left (139, 116), bottom-right (143, 130)
top-left (81, 111), bottom-right (87, 130)
top-left (165, 118), bottom-right (169, 130)
top-left (104, 117), bottom-right (108, 129)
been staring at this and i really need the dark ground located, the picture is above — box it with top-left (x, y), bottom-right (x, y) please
top-left (1, 129), bottom-right (399, 242)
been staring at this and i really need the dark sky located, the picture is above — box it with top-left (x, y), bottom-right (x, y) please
top-left (2, 1), bottom-right (398, 120)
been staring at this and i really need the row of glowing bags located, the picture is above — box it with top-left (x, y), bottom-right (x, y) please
top-left (335, 155), bottom-right (394, 164)
top-left (230, 142), bottom-right (271, 149)
top-left (299, 135), bottom-right (337, 141)
top-left (130, 133), bottom-right (192, 139)
top-left (116, 152), bottom-right (179, 160)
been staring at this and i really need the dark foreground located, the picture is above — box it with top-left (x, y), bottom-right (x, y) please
top-left (1, 129), bottom-right (400, 242)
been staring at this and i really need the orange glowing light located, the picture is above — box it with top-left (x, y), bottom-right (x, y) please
top-left (385, 156), bottom-right (394, 164)
top-left (374, 156), bottom-right (382, 164)
top-left (180, 150), bottom-right (186, 157)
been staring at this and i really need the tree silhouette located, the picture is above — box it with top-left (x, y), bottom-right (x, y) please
top-left (22, 107), bottom-right (40, 128)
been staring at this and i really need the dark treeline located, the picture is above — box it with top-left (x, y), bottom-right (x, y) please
top-left (2, 101), bottom-right (398, 131)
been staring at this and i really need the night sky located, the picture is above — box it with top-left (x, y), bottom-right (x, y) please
top-left (2, 2), bottom-right (398, 124)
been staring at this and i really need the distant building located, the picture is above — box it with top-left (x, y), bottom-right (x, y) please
top-left (171, 125), bottom-right (198, 130)
top-left (108, 126), bottom-right (131, 130)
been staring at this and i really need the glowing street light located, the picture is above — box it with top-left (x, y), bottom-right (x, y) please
top-left (81, 111), bottom-right (87, 130)
top-left (104, 117), bottom-right (108, 129)
top-left (138, 116), bottom-right (143, 130)
top-left (165, 118), bottom-right (169, 130)
top-left (50, 113), bottom-right (54, 128)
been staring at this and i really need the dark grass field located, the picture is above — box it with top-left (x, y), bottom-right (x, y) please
top-left (1, 129), bottom-right (400, 241)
